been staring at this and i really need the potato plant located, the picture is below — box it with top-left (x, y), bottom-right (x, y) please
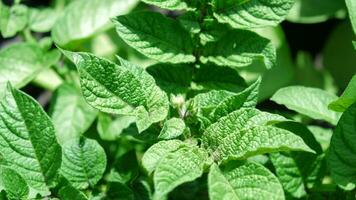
top-left (0, 0), bottom-right (355, 199)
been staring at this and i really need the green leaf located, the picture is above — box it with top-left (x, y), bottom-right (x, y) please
top-left (0, 3), bottom-right (28, 38)
top-left (60, 138), bottom-right (107, 189)
top-left (0, 43), bottom-right (60, 95)
top-left (271, 86), bottom-right (341, 125)
top-left (191, 78), bottom-right (260, 129)
top-left (50, 84), bottom-right (98, 144)
top-left (28, 8), bottom-right (58, 32)
top-left (287, 0), bottom-right (346, 23)
top-left (329, 74), bottom-right (356, 112)
top-left (202, 108), bottom-right (314, 162)
top-left (158, 118), bottom-right (186, 140)
top-left (328, 102), bottom-right (356, 190)
top-left (0, 83), bottom-right (61, 196)
top-left (192, 64), bottom-right (247, 93)
top-left (0, 167), bottom-right (29, 200)
top-left (146, 63), bottom-right (193, 94)
top-left (308, 126), bottom-right (333, 151)
top-left (114, 11), bottom-right (195, 64)
top-left (142, 0), bottom-right (190, 10)
top-left (208, 162), bottom-right (284, 200)
top-left (212, 0), bottom-right (295, 29)
top-left (52, 0), bottom-right (138, 47)
top-left (346, 0), bottom-right (356, 34)
top-left (97, 113), bottom-right (135, 141)
top-left (178, 11), bottom-right (201, 34)
top-left (59, 185), bottom-right (88, 200)
top-left (201, 30), bottom-right (276, 69)
top-left (63, 51), bottom-right (169, 132)
top-left (270, 122), bottom-right (324, 198)
top-left (153, 146), bottom-right (208, 199)
top-left (142, 140), bottom-right (185, 174)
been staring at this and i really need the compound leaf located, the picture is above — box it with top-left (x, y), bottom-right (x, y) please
top-left (60, 138), bottom-right (107, 189)
top-left (114, 12), bottom-right (195, 64)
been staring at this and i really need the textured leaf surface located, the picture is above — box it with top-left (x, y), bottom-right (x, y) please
top-left (192, 64), bottom-right (246, 92)
top-left (0, 84), bottom-right (61, 195)
top-left (142, 0), bottom-right (189, 10)
top-left (114, 12), bottom-right (195, 63)
top-left (59, 185), bottom-right (88, 200)
top-left (153, 146), bottom-right (208, 198)
top-left (52, 0), bottom-right (138, 46)
top-left (158, 118), bottom-right (186, 140)
top-left (0, 167), bottom-right (29, 200)
top-left (203, 109), bottom-right (313, 162)
top-left (328, 102), bottom-right (356, 190)
top-left (61, 138), bottom-right (107, 189)
top-left (208, 162), bottom-right (284, 200)
top-left (201, 30), bottom-right (276, 69)
top-left (271, 86), bottom-right (341, 125)
top-left (0, 43), bottom-right (60, 95)
top-left (63, 51), bottom-right (169, 132)
top-left (50, 84), bottom-right (98, 144)
top-left (0, 3), bottom-right (28, 38)
top-left (329, 74), bottom-right (356, 112)
top-left (212, 0), bottom-right (295, 29)
top-left (142, 140), bottom-right (185, 174)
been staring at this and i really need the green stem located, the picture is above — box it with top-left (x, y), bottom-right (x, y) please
top-left (21, 28), bottom-right (36, 43)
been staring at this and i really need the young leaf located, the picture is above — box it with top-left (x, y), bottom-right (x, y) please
top-left (202, 109), bottom-right (313, 162)
top-left (208, 162), bottom-right (284, 200)
top-left (153, 146), bottom-right (208, 199)
top-left (0, 43), bottom-right (60, 95)
top-left (0, 167), bottom-right (29, 200)
top-left (0, 3), bottom-right (28, 38)
top-left (114, 12), bottom-right (195, 64)
top-left (0, 83), bottom-right (62, 195)
top-left (328, 102), bottom-right (356, 190)
top-left (158, 118), bottom-right (186, 140)
top-left (271, 86), bottom-right (341, 125)
top-left (60, 138), bottom-right (107, 189)
top-left (28, 8), bottom-right (58, 32)
top-left (346, 0), bottom-right (356, 34)
top-left (50, 84), bottom-right (98, 144)
top-left (97, 113), bottom-right (135, 141)
top-left (329, 74), bottom-right (356, 112)
top-left (63, 51), bottom-right (169, 132)
top-left (142, 140), bottom-right (185, 174)
top-left (52, 0), bottom-right (138, 47)
top-left (201, 30), bottom-right (276, 69)
top-left (142, 0), bottom-right (190, 10)
top-left (212, 0), bottom-right (295, 29)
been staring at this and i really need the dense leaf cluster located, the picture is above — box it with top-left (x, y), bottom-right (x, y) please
top-left (0, 0), bottom-right (355, 199)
